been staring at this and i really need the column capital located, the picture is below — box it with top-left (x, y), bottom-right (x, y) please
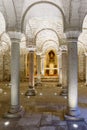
top-left (36, 52), bottom-right (42, 55)
top-left (27, 48), bottom-right (36, 52)
top-left (85, 52), bottom-right (87, 56)
top-left (67, 38), bottom-right (77, 43)
top-left (57, 51), bottom-right (62, 56)
top-left (26, 44), bottom-right (36, 51)
top-left (59, 45), bottom-right (67, 53)
top-left (8, 31), bottom-right (23, 43)
top-left (65, 31), bottom-right (80, 42)
top-left (41, 55), bottom-right (45, 58)
top-left (59, 45), bottom-right (67, 50)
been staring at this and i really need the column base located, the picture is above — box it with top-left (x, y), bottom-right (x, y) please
top-left (4, 106), bottom-right (24, 118)
top-left (35, 82), bottom-right (42, 87)
top-left (65, 115), bottom-right (84, 121)
top-left (25, 87), bottom-right (36, 96)
top-left (57, 83), bottom-right (62, 87)
top-left (65, 107), bottom-right (81, 120)
top-left (85, 83), bottom-right (87, 86)
top-left (60, 87), bottom-right (67, 96)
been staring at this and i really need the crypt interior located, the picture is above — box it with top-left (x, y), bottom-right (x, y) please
top-left (0, 0), bottom-right (87, 130)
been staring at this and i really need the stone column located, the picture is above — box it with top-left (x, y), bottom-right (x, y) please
top-left (0, 54), bottom-right (4, 81)
top-left (60, 50), bottom-right (68, 96)
top-left (41, 55), bottom-right (45, 76)
top-left (57, 53), bottom-right (59, 76)
top-left (25, 48), bottom-right (36, 96)
top-left (5, 32), bottom-right (24, 118)
top-left (35, 53), bottom-right (42, 86)
top-left (85, 53), bottom-right (87, 85)
top-left (65, 39), bottom-right (80, 118)
top-left (20, 54), bottom-right (25, 81)
top-left (57, 52), bottom-right (62, 86)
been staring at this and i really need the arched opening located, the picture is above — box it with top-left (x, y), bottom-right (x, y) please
top-left (21, 1), bottom-right (64, 32)
top-left (44, 50), bottom-right (58, 77)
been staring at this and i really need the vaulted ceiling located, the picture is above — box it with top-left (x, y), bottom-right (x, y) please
top-left (0, 0), bottom-right (87, 54)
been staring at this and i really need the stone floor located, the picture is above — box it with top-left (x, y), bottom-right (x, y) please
top-left (0, 81), bottom-right (87, 129)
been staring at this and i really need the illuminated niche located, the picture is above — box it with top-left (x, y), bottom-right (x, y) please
top-left (44, 50), bottom-right (58, 76)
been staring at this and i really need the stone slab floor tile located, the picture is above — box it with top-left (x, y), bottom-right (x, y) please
top-left (16, 126), bottom-right (39, 130)
top-left (40, 126), bottom-right (56, 130)
top-left (67, 120), bottom-right (87, 130)
top-left (55, 125), bottom-right (68, 130)
top-left (0, 118), bottom-right (19, 130)
top-left (40, 113), bottom-right (66, 126)
top-left (18, 114), bottom-right (42, 127)
top-left (58, 121), bottom-right (67, 126)
top-left (40, 114), bottom-right (53, 126)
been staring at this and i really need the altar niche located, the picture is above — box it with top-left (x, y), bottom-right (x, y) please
top-left (25, 50), bottom-right (58, 78)
top-left (44, 50), bottom-right (58, 77)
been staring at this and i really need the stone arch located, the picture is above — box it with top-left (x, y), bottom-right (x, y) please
top-left (21, 1), bottom-right (65, 32)
top-left (82, 14), bottom-right (87, 30)
top-left (0, 12), bottom-right (6, 35)
top-left (41, 39), bottom-right (58, 51)
top-left (35, 28), bottom-right (59, 41)
top-left (42, 43), bottom-right (58, 55)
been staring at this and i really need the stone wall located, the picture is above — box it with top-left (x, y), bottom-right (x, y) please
top-left (3, 52), bottom-right (10, 81)
top-left (0, 54), bottom-right (3, 81)
top-left (0, 53), bottom-right (26, 82)
top-left (78, 54), bottom-right (85, 81)
top-left (0, 52), bottom-right (86, 82)
top-left (20, 54), bottom-right (26, 81)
